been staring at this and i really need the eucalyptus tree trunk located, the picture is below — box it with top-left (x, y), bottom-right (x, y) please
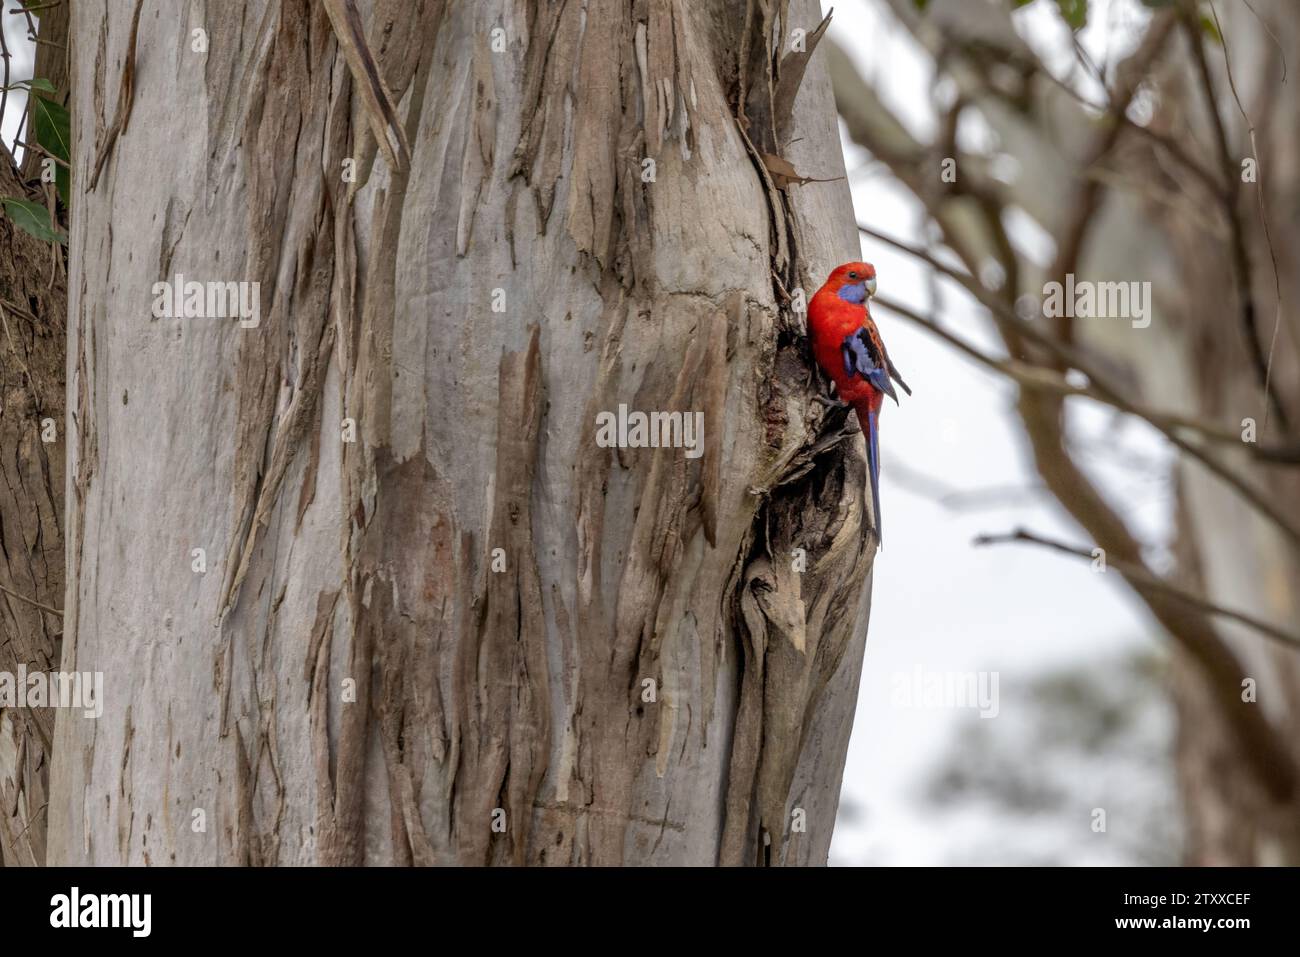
top-left (47, 0), bottom-right (875, 866)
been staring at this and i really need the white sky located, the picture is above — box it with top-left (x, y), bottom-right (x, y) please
top-left (0, 1), bottom-right (35, 152)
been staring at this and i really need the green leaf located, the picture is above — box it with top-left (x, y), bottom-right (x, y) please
top-left (1055, 0), bottom-right (1088, 30)
top-left (32, 95), bottom-right (70, 161)
top-left (31, 95), bottom-right (70, 202)
top-left (1, 77), bottom-right (56, 93)
top-left (1200, 13), bottom-right (1223, 45)
top-left (1012, 0), bottom-right (1039, 8)
top-left (2, 197), bottom-right (66, 245)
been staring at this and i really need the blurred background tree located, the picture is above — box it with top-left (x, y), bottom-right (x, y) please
top-left (829, 0), bottom-right (1300, 864)
top-left (922, 650), bottom-right (1182, 866)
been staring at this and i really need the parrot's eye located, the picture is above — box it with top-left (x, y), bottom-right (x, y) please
top-left (848, 271), bottom-right (859, 280)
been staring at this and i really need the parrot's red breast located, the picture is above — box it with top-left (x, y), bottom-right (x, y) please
top-left (807, 260), bottom-right (910, 543)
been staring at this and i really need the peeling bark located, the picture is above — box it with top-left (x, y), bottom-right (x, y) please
top-left (49, 0), bottom-right (873, 866)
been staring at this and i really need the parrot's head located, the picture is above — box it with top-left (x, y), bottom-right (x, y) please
top-left (826, 261), bottom-right (877, 304)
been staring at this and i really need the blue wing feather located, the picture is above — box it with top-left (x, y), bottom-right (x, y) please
top-left (841, 329), bottom-right (898, 402)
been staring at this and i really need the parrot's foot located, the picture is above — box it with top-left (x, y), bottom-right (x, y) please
top-left (811, 393), bottom-right (849, 411)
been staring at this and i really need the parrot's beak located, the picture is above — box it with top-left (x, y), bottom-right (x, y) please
top-left (865, 276), bottom-right (877, 298)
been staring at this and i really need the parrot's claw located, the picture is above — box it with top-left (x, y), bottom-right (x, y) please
top-left (811, 393), bottom-right (849, 411)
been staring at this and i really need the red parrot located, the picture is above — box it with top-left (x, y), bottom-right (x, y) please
top-left (808, 261), bottom-right (910, 544)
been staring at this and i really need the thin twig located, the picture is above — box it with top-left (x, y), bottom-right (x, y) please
top-left (889, 460), bottom-right (1047, 512)
top-left (974, 528), bottom-right (1300, 650)
top-left (0, 9), bottom-right (10, 139)
top-left (1184, 9), bottom-right (1288, 428)
top-left (1241, 0), bottom-right (1287, 82)
top-left (0, 581), bottom-right (63, 617)
top-left (14, 138), bottom-right (69, 166)
top-left (0, 295), bottom-right (38, 323)
top-left (11, 801), bottom-right (48, 843)
top-left (1208, 2), bottom-right (1287, 432)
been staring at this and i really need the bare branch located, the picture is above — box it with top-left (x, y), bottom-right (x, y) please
top-left (975, 528), bottom-right (1300, 651)
top-left (0, 12), bottom-right (10, 141)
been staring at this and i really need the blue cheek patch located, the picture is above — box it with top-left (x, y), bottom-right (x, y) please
top-left (837, 282), bottom-right (868, 304)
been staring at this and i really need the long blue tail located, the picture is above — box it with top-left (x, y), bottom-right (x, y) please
top-left (865, 409), bottom-right (882, 546)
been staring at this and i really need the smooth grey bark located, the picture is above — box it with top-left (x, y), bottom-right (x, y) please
top-left (49, 0), bottom-right (876, 866)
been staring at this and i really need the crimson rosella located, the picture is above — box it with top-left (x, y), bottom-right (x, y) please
top-left (808, 261), bottom-right (910, 544)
